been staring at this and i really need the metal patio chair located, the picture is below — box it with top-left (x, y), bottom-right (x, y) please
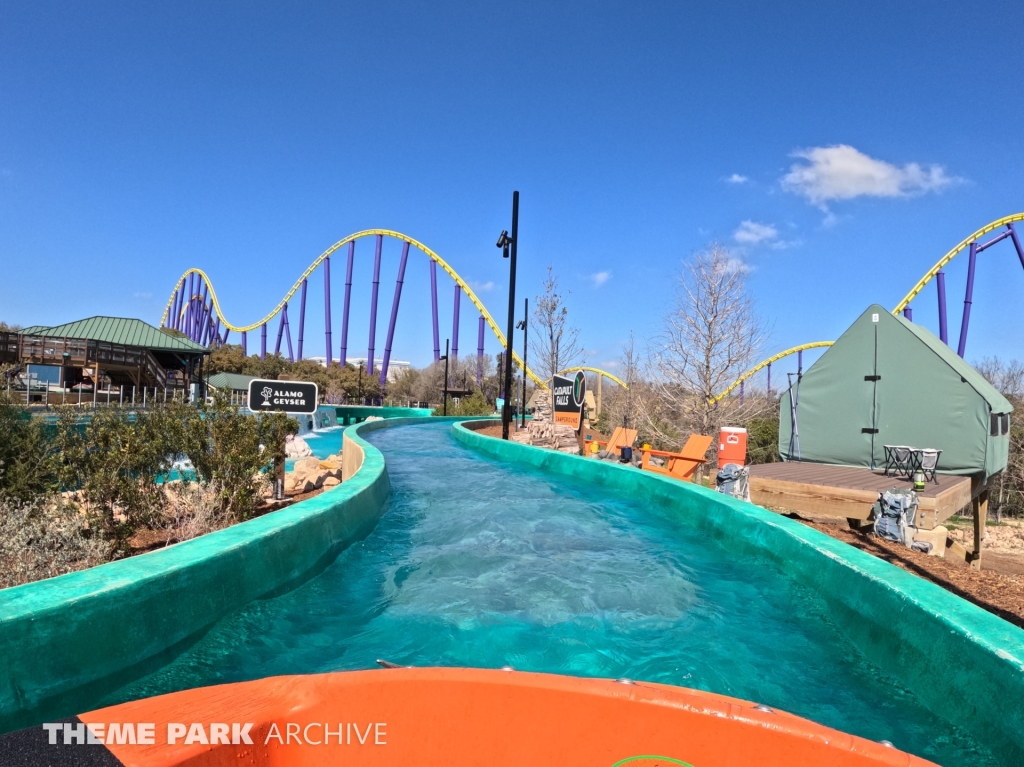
top-left (884, 445), bottom-right (913, 478)
top-left (918, 449), bottom-right (942, 482)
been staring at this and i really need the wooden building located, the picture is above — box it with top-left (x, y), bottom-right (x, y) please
top-left (2, 316), bottom-right (209, 402)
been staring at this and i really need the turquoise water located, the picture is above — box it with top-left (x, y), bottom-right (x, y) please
top-left (104, 423), bottom-right (999, 766)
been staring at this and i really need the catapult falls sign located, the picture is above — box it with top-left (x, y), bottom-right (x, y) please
top-left (248, 379), bottom-right (319, 415)
top-left (552, 371), bottom-right (586, 430)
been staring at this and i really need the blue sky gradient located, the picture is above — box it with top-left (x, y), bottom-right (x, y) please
top-left (2, 1), bottom-right (1022, 377)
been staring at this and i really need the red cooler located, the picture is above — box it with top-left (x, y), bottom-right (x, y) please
top-left (718, 426), bottom-right (747, 468)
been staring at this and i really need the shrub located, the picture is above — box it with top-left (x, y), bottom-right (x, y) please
top-left (0, 393), bottom-right (60, 501)
top-left (0, 496), bottom-right (113, 589)
top-left (174, 391), bottom-right (297, 520)
top-left (433, 391), bottom-right (493, 417)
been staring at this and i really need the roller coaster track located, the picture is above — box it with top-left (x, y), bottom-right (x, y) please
top-left (557, 366), bottom-right (629, 390)
top-left (161, 229), bottom-right (548, 388)
top-left (712, 213), bottom-right (1024, 404)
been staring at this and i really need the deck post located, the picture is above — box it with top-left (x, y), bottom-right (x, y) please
top-left (431, 260), bottom-right (440, 362)
top-left (297, 278), bottom-right (307, 360)
top-left (936, 271), bottom-right (948, 344)
top-left (957, 242), bottom-right (978, 358)
top-left (971, 487), bottom-right (989, 570)
top-left (367, 234), bottom-right (382, 372)
top-left (340, 241), bottom-right (355, 366)
top-left (380, 242), bottom-right (410, 385)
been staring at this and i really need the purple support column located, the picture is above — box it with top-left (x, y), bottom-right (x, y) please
top-left (195, 281), bottom-right (209, 343)
top-left (367, 234), bottom-right (382, 372)
top-left (451, 285), bottom-right (461, 363)
top-left (766, 363), bottom-right (771, 397)
top-left (1009, 223), bottom-right (1024, 271)
top-left (324, 257), bottom-right (333, 367)
top-left (275, 304), bottom-right (287, 356)
top-left (340, 242), bottom-right (355, 366)
top-left (296, 279), bottom-right (307, 360)
top-left (903, 307), bottom-right (913, 321)
top-left (241, 330), bottom-right (247, 356)
top-left (221, 327), bottom-right (229, 346)
top-left (430, 260), bottom-right (440, 362)
top-left (185, 274), bottom-right (195, 337)
top-left (798, 350), bottom-right (803, 377)
top-left (192, 299), bottom-right (206, 344)
top-left (477, 316), bottom-right (485, 386)
top-left (936, 271), bottom-right (948, 344)
top-left (261, 322), bottom-right (267, 361)
top-left (957, 242), bottom-right (978, 358)
top-left (170, 282), bottom-right (182, 329)
top-left (283, 305), bottom-right (294, 363)
top-left (740, 380), bottom-right (745, 405)
top-left (380, 242), bottom-right (410, 385)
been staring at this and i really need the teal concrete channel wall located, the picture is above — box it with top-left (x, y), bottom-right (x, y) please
top-left (453, 420), bottom-right (1024, 763)
top-left (0, 416), bottom-right (487, 733)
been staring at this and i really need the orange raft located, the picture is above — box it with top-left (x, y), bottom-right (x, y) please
top-left (70, 668), bottom-right (935, 767)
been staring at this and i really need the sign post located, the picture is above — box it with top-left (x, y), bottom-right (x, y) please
top-left (247, 379), bottom-right (319, 415)
top-left (552, 371), bottom-right (586, 432)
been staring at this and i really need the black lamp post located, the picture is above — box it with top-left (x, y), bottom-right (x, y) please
top-left (516, 297), bottom-right (528, 428)
top-left (497, 191), bottom-right (519, 440)
top-left (440, 339), bottom-right (449, 416)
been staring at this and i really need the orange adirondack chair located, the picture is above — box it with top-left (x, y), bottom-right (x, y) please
top-left (641, 434), bottom-right (713, 482)
top-left (594, 427), bottom-right (638, 456)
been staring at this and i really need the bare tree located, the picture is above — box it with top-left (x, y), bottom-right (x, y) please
top-left (530, 266), bottom-right (585, 382)
top-left (640, 243), bottom-right (769, 456)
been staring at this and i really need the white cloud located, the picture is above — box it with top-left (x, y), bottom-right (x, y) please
top-left (725, 173), bottom-right (749, 184)
top-left (725, 257), bottom-right (751, 274)
top-left (781, 144), bottom-right (957, 205)
top-left (733, 220), bottom-right (778, 245)
top-left (133, 291), bottom-right (152, 299)
top-left (469, 280), bottom-right (495, 293)
top-left (590, 271), bottom-right (610, 287)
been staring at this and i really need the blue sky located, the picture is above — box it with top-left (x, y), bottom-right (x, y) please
top-left (2, 1), bottom-right (1023, 381)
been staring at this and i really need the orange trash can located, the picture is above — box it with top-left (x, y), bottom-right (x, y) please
top-left (718, 426), bottom-right (747, 468)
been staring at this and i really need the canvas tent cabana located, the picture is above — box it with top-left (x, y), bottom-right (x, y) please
top-left (778, 304), bottom-right (1012, 481)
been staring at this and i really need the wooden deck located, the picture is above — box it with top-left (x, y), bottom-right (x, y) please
top-left (748, 462), bottom-right (976, 529)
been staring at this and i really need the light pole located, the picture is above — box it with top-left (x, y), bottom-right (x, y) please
top-left (497, 191), bottom-right (519, 440)
top-left (440, 339), bottom-right (449, 416)
top-left (516, 297), bottom-right (528, 428)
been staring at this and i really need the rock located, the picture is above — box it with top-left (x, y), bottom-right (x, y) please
top-left (295, 456), bottom-right (321, 475)
top-left (285, 435), bottom-right (313, 458)
top-left (912, 526), bottom-right (948, 558)
top-left (323, 476), bottom-right (341, 488)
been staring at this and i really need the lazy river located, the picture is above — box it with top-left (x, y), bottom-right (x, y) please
top-left (101, 422), bottom-right (998, 766)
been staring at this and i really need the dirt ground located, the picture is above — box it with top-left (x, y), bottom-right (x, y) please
top-left (793, 516), bottom-right (1024, 630)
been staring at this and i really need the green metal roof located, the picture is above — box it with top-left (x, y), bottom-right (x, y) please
top-left (22, 317), bottom-right (208, 353)
top-left (206, 372), bottom-right (257, 391)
